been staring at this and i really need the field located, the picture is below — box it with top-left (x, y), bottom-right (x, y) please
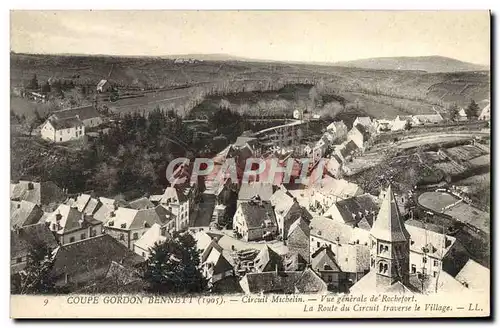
top-left (418, 191), bottom-right (458, 211)
top-left (10, 53), bottom-right (490, 121)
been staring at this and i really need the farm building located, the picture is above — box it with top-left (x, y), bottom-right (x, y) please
top-left (96, 79), bottom-right (112, 93)
top-left (40, 117), bottom-right (85, 143)
top-left (391, 115), bottom-right (412, 131)
top-left (49, 105), bottom-right (104, 129)
top-left (411, 113), bottom-right (444, 125)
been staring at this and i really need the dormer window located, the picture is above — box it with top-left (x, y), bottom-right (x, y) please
top-left (120, 223), bottom-right (126, 229)
top-left (108, 221), bottom-right (114, 227)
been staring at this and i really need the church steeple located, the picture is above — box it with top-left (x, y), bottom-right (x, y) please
top-left (369, 184), bottom-right (410, 288)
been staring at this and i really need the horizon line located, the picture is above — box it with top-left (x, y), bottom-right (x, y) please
top-left (10, 50), bottom-right (490, 67)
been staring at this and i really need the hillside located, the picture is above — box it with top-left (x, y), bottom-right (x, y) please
top-left (335, 56), bottom-right (489, 73)
top-left (10, 53), bottom-right (490, 120)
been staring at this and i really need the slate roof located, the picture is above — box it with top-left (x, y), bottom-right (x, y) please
top-left (134, 223), bottom-right (170, 252)
top-left (160, 186), bottom-right (188, 204)
top-left (310, 216), bottom-right (370, 246)
top-left (406, 224), bottom-right (455, 260)
top-left (75, 194), bottom-right (91, 212)
top-left (240, 268), bottom-right (327, 294)
top-left (45, 204), bottom-right (101, 235)
top-left (355, 117), bottom-right (372, 127)
top-left (238, 201), bottom-right (276, 230)
top-left (370, 185), bottom-right (410, 243)
top-left (50, 105), bottom-right (101, 121)
top-left (48, 117), bottom-right (84, 130)
top-left (11, 223), bottom-right (59, 261)
top-left (254, 246), bottom-right (282, 273)
top-left (10, 180), bottom-right (66, 206)
top-left (287, 217), bottom-right (310, 239)
top-left (128, 197), bottom-right (155, 210)
top-left (324, 193), bottom-right (379, 228)
top-left (51, 234), bottom-right (145, 284)
top-left (93, 203), bottom-right (116, 223)
top-left (204, 247), bottom-right (234, 275)
top-left (106, 205), bottom-right (175, 230)
top-left (10, 200), bottom-right (43, 229)
top-left (455, 259), bottom-right (490, 291)
top-left (337, 140), bottom-right (359, 159)
top-left (238, 182), bottom-right (274, 202)
top-left (84, 198), bottom-right (101, 215)
top-left (311, 246), bottom-right (342, 272)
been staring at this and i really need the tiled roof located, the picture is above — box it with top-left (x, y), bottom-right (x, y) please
top-left (239, 201), bottom-right (276, 230)
top-left (370, 185), bottom-right (410, 243)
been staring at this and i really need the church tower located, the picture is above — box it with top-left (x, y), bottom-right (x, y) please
top-left (369, 185), bottom-right (411, 289)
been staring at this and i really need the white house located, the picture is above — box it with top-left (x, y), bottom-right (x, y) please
top-left (411, 113), bottom-right (444, 126)
top-left (347, 124), bottom-right (370, 150)
top-left (40, 117), bottom-right (85, 143)
top-left (458, 108), bottom-right (468, 121)
top-left (326, 121), bottom-right (348, 141)
top-left (326, 155), bottom-right (343, 178)
top-left (133, 223), bottom-right (170, 259)
top-left (157, 187), bottom-right (190, 231)
top-left (96, 79), bottom-right (112, 93)
top-left (391, 115), bottom-right (412, 131)
top-left (479, 104), bottom-right (491, 121)
top-left (233, 200), bottom-right (277, 242)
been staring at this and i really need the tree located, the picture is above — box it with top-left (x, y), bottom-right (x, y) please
top-left (28, 74), bottom-right (39, 90)
top-left (41, 82), bottom-right (51, 93)
top-left (447, 104), bottom-right (459, 122)
top-left (465, 99), bottom-right (479, 119)
top-left (12, 242), bottom-right (55, 294)
top-left (143, 231), bottom-right (207, 294)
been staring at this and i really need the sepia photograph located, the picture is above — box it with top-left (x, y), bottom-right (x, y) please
top-left (9, 10), bottom-right (491, 319)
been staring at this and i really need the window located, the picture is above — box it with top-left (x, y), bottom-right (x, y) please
top-left (120, 223), bottom-right (126, 228)
top-left (384, 264), bottom-right (388, 273)
top-left (59, 130), bottom-right (63, 135)
top-left (120, 234), bottom-right (125, 241)
top-left (69, 237), bottom-right (75, 243)
top-left (433, 260), bottom-right (439, 267)
top-left (142, 252), bottom-right (145, 257)
top-left (16, 257), bottom-right (22, 264)
top-left (327, 275), bottom-right (333, 282)
top-left (316, 242), bottom-right (320, 248)
top-left (133, 232), bottom-right (139, 240)
top-left (90, 229), bottom-right (96, 237)
top-left (379, 244), bottom-right (384, 253)
top-left (411, 264), bottom-right (416, 273)
top-left (80, 233), bottom-right (86, 240)
top-left (379, 262), bottom-right (384, 273)
top-left (59, 138), bottom-right (62, 142)
top-left (423, 257), bottom-right (427, 264)
top-left (433, 271), bottom-right (438, 278)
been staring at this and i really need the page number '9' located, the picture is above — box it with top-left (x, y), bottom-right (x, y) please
top-left (43, 299), bottom-right (48, 306)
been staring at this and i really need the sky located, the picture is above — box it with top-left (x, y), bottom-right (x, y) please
top-left (10, 11), bottom-right (490, 65)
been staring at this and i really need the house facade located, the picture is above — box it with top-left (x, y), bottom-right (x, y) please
top-left (41, 117), bottom-right (85, 143)
top-left (233, 200), bottom-right (277, 241)
top-left (157, 187), bottom-right (190, 231)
